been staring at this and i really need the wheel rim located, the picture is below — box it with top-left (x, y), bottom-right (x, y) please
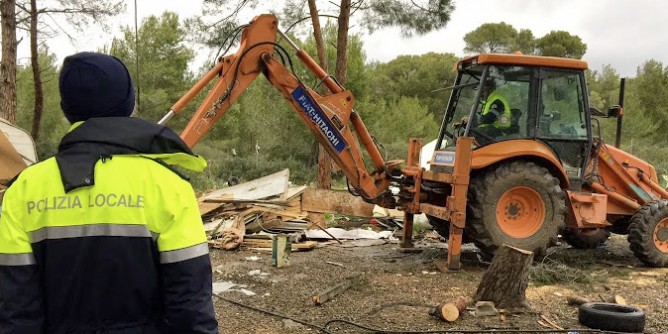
top-left (496, 186), bottom-right (546, 238)
top-left (653, 217), bottom-right (668, 254)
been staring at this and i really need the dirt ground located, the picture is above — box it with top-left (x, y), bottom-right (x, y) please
top-left (209, 231), bottom-right (668, 334)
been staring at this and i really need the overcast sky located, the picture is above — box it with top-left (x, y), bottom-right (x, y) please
top-left (25, 0), bottom-right (668, 78)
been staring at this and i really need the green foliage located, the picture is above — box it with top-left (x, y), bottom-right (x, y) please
top-left (586, 61), bottom-right (668, 178)
top-left (463, 24), bottom-right (586, 59)
top-left (363, 0), bottom-right (455, 36)
top-left (299, 24), bottom-right (369, 99)
top-left (628, 60), bottom-right (668, 136)
top-left (463, 22), bottom-right (520, 54)
top-left (366, 52), bottom-right (459, 118)
top-left (15, 49), bottom-right (70, 159)
top-left (535, 31), bottom-right (587, 59)
top-left (362, 96), bottom-right (438, 159)
top-left (531, 261), bottom-right (591, 286)
top-left (187, 140), bottom-right (316, 191)
top-left (109, 12), bottom-right (195, 122)
top-left (516, 29), bottom-right (536, 55)
top-left (586, 65), bottom-right (620, 111)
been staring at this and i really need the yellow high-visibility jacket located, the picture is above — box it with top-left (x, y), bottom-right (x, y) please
top-left (480, 91), bottom-right (512, 129)
top-left (0, 117), bottom-right (218, 334)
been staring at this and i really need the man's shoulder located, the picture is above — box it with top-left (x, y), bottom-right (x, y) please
top-left (103, 156), bottom-right (192, 184)
top-left (13, 157), bottom-right (57, 180)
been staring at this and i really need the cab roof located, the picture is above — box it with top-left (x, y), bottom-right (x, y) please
top-left (458, 53), bottom-right (588, 71)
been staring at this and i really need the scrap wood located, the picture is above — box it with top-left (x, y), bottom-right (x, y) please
top-left (301, 187), bottom-right (374, 217)
top-left (243, 240), bottom-right (317, 251)
top-left (220, 227), bottom-right (244, 250)
top-left (539, 313), bottom-right (563, 330)
top-left (202, 168), bottom-right (289, 201)
top-left (285, 185), bottom-right (307, 200)
top-left (312, 274), bottom-right (361, 306)
top-left (199, 201), bottom-right (226, 216)
top-left (203, 218), bottom-right (225, 234)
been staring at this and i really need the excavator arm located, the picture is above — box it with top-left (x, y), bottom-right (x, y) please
top-left (159, 14), bottom-right (397, 206)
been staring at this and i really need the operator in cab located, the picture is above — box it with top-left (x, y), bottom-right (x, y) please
top-left (0, 52), bottom-right (219, 333)
top-left (478, 79), bottom-right (512, 136)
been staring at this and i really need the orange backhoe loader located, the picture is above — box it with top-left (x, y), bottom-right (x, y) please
top-left (160, 14), bottom-right (668, 270)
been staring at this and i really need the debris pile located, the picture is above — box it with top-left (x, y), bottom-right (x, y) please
top-left (199, 169), bottom-right (403, 251)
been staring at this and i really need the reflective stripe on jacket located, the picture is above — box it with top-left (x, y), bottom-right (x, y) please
top-left (0, 118), bottom-right (218, 334)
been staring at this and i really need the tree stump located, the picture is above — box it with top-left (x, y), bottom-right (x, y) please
top-left (474, 244), bottom-right (533, 309)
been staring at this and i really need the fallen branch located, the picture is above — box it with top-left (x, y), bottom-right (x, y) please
top-left (325, 261), bottom-right (345, 268)
top-left (539, 313), bottom-right (563, 330)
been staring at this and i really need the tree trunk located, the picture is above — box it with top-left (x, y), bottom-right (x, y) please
top-left (308, 0), bottom-right (331, 190)
top-left (335, 0), bottom-right (351, 86)
top-left (474, 244), bottom-right (533, 309)
top-left (30, 0), bottom-right (43, 140)
top-left (0, 0), bottom-right (18, 124)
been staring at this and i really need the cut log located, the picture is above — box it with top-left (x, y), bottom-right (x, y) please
top-left (431, 296), bottom-right (467, 322)
top-left (474, 244), bottom-right (533, 309)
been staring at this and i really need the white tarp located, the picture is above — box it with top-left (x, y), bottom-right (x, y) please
top-left (0, 118), bottom-right (37, 165)
top-left (305, 227), bottom-right (394, 240)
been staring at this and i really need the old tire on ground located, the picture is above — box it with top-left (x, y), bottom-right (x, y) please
top-left (467, 161), bottom-right (565, 256)
top-left (578, 302), bottom-right (645, 332)
top-left (562, 227), bottom-right (610, 249)
top-left (628, 199), bottom-right (668, 267)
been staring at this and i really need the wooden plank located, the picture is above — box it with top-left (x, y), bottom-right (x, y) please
top-left (301, 188), bottom-right (374, 217)
top-left (199, 202), bottom-right (225, 216)
top-left (307, 212), bottom-right (326, 229)
top-left (202, 169), bottom-right (289, 201)
top-left (312, 274), bottom-right (361, 305)
top-left (285, 185), bottom-right (308, 200)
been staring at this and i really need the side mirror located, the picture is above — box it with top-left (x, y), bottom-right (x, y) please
top-left (607, 105), bottom-right (624, 118)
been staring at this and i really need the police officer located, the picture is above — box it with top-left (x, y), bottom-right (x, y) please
top-left (0, 52), bottom-right (219, 333)
top-left (479, 80), bottom-right (512, 136)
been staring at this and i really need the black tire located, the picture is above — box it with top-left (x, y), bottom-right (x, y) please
top-left (562, 227), bottom-right (610, 249)
top-left (467, 161), bottom-right (566, 256)
top-left (628, 199), bottom-right (668, 267)
top-left (578, 302), bottom-right (645, 332)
